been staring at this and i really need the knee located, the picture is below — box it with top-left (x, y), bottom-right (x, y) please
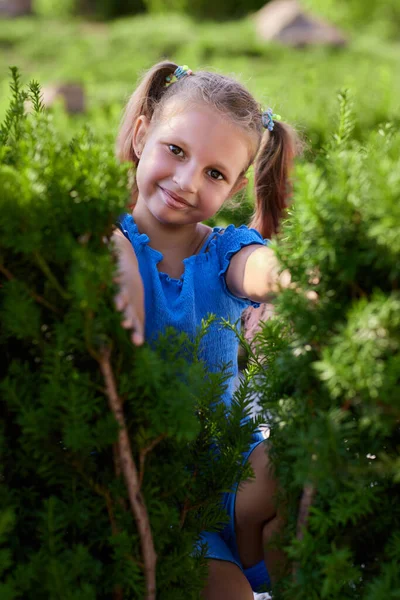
top-left (201, 560), bottom-right (254, 600)
top-left (236, 443), bottom-right (278, 528)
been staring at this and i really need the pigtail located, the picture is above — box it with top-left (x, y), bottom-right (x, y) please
top-left (250, 121), bottom-right (301, 239)
top-left (116, 61), bottom-right (178, 203)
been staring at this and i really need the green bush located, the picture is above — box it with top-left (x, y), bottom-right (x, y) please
top-left (252, 92), bottom-right (400, 599)
top-left (304, 0), bottom-right (400, 38)
top-left (147, 0), bottom-right (266, 20)
top-left (76, 0), bottom-right (146, 20)
top-left (0, 69), bottom-right (256, 599)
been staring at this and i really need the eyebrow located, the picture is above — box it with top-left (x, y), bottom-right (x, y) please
top-left (210, 161), bottom-right (231, 174)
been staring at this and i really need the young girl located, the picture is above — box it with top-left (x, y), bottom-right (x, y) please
top-left (113, 61), bottom-right (299, 599)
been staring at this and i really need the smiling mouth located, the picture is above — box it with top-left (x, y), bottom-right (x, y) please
top-left (159, 186), bottom-right (192, 210)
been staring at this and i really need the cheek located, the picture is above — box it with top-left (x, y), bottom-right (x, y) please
top-left (135, 160), bottom-right (147, 194)
top-left (136, 150), bottom-right (162, 190)
top-left (139, 147), bottom-right (172, 186)
top-left (200, 189), bottom-right (229, 218)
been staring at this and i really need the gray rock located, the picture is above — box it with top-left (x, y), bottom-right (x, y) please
top-left (42, 83), bottom-right (86, 114)
top-left (0, 0), bottom-right (32, 17)
top-left (254, 0), bottom-right (347, 47)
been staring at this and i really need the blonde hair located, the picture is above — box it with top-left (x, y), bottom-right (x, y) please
top-left (117, 61), bottom-right (301, 238)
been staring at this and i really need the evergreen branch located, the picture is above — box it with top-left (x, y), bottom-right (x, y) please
top-left (179, 468), bottom-right (200, 528)
top-left (296, 483), bottom-right (316, 542)
top-left (179, 500), bottom-right (205, 529)
top-left (99, 346), bottom-right (157, 600)
top-left (84, 310), bottom-right (102, 362)
top-left (0, 262), bottom-right (62, 315)
top-left (0, 67), bottom-right (28, 145)
top-left (70, 456), bottom-right (119, 536)
top-left (332, 89), bottom-right (354, 150)
top-left (292, 483), bottom-right (316, 580)
top-left (220, 317), bottom-right (268, 372)
top-left (28, 80), bottom-right (45, 114)
top-left (47, 498), bottom-right (65, 596)
top-left (70, 454), bottom-right (144, 600)
top-left (139, 434), bottom-right (167, 488)
top-left (33, 251), bottom-right (71, 300)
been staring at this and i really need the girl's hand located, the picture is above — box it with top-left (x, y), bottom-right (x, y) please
top-left (112, 230), bottom-right (145, 346)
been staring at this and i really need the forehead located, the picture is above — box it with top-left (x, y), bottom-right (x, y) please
top-left (153, 99), bottom-right (254, 172)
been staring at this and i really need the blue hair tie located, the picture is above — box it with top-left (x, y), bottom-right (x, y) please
top-left (261, 108), bottom-right (282, 132)
top-left (175, 65), bottom-right (193, 79)
top-left (165, 65), bottom-right (193, 85)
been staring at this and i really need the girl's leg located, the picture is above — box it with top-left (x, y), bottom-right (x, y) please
top-left (235, 441), bottom-right (287, 584)
top-left (201, 559), bottom-right (254, 600)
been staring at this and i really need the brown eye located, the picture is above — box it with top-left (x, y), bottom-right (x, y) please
top-left (169, 144), bottom-right (184, 157)
top-left (208, 169), bottom-right (224, 181)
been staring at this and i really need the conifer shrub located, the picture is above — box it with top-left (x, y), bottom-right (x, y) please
top-left (252, 91), bottom-right (400, 599)
top-left (0, 69), bottom-right (255, 599)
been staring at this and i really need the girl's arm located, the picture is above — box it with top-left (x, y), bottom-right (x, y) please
top-left (112, 229), bottom-right (145, 345)
top-left (225, 245), bottom-right (291, 304)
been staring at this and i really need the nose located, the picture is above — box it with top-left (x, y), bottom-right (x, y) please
top-left (173, 163), bottom-right (200, 194)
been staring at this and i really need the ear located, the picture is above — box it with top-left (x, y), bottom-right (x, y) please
top-left (229, 176), bottom-right (248, 198)
top-left (132, 115), bottom-right (151, 158)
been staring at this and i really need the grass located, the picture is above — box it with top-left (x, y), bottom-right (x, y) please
top-left (1, 12), bottom-right (399, 150)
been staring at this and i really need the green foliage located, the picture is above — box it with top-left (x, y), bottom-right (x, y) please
top-left (80, 0), bottom-right (146, 20)
top-left (304, 0), bottom-right (400, 39)
top-left (143, 0), bottom-right (188, 14)
top-left (165, 0), bottom-right (266, 21)
top-left (0, 70), bottom-right (255, 598)
top-left (33, 0), bottom-right (76, 18)
top-left (251, 93), bottom-right (400, 598)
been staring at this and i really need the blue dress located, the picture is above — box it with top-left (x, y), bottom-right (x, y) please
top-left (118, 213), bottom-right (265, 405)
top-left (118, 213), bottom-right (271, 591)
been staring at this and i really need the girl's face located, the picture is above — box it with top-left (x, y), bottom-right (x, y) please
top-left (132, 101), bottom-right (253, 226)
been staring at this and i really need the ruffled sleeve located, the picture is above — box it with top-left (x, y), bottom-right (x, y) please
top-left (116, 213), bottom-right (151, 253)
top-left (214, 224), bottom-right (268, 307)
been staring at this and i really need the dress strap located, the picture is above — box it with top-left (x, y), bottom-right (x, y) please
top-left (198, 228), bottom-right (221, 255)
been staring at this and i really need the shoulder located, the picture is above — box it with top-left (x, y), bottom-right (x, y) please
top-left (212, 224), bottom-right (267, 261)
top-left (117, 212), bottom-right (151, 251)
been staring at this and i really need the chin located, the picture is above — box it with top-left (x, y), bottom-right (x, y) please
top-left (150, 208), bottom-right (188, 226)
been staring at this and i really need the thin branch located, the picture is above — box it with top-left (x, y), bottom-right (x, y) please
top-left (113, 587), bottom-right (123, 600)
top-left (33, 251), bottom-right (71, 300)
top-left (0, 263), bottom-right (15, 281)
top-left (179, 500), bottom-right (207, 529)
top-left (296, 483), bottom-right (316, 542)
top-left (70, 456), bottom-right (119, 536)
top-left (0, 263), bottom-right (61, 315)
top-left (84, 310), bottom-right (101, 362)
top-left (351, 281), bottom-right (367, 299)
top-left (113, 442), bottom-right (128, 513)
top-left (293, 483), bottom-right (316, 580)
top-left (113, 442), bottom-right (122, 478)
top-left (99, 346), bottom-right (157, 600)
top-left (139, 434), bottom-right (166, 488)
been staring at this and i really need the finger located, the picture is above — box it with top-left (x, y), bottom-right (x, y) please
top-left (121, 315), bottom-right (134, 329)
top-left (114, 293), bottom-right (124, 312)
top-left (132, 331), bottom-right (144, 346)
top-left (121, 304), bottom-right (143, 335)
top-left (306, 290), bottom-right (319, 302)
top-left (126, 309), bottom-right (145, 345)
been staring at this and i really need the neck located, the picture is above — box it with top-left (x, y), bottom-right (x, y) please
top-left (132, 198), bottom-right (200, 255)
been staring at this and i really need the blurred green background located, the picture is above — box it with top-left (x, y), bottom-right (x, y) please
top-left (1, 0), bottom-right (399, 181)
